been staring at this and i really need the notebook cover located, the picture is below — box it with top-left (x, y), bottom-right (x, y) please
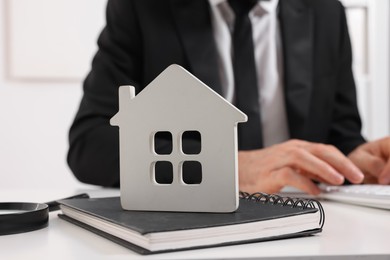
top-left (58, 213), bottom-right (321, 255)
top-left (58, 197), bottom-right (323, 254)
top-left (59, 197), bottom-right (319, 234)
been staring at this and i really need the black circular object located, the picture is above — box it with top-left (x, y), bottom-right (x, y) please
top-left (0, 202), bottom-right (49, 235)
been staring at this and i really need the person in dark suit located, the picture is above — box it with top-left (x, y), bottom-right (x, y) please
top-left (68, 0), bottom-right (390, 194)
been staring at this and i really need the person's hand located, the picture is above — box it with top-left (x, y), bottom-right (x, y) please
top-left (238, 139), bottom-right (364, 195)
top-left (348, 137), bottom-right (390, 184)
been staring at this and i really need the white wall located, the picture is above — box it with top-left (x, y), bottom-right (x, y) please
top-left (0, 0), bottom-right (106, 189)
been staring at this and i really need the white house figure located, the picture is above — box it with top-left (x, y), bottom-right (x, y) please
top-left (110, 65), bottom-right (247, 212)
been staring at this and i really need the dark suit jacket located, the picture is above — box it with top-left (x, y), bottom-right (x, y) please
top-left (68, 0), bottom-right (366, 186)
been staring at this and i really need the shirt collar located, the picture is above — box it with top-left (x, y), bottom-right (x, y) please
top-left (209, 0), bottom-right (279, 14)
top-left (258, 0), bottom-right (279, 14)
top-left (209, 0), bottom-right (225, 7)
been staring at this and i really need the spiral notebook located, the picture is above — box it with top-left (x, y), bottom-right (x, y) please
top-left (58, 193), bottom-right (325, 254)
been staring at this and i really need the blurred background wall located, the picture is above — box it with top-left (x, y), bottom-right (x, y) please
top-left (0, 0), bottom-right (106, 189)
top-left (0, 0), bottom-right (389, 189)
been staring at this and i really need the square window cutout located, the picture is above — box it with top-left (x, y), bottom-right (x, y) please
top-left (182, 161), bottom-right (202, 185)
top-left (182, 131), bottom-right (201, 154)
top-left (154, 131), bottom-right (173, 155)
top-left (154, 161), bottom-right (173, 184)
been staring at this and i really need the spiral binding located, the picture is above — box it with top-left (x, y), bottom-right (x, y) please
top-left (239, 191), bottom-right (325, 228)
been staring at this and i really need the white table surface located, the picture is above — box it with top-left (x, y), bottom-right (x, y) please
top-left (1, 187), bottom-right (390, 260)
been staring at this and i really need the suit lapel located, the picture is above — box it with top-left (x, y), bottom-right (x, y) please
top-left (279, 0), bottom-right (313, 139)
top-left (170, 0), bottom-right (223, 95)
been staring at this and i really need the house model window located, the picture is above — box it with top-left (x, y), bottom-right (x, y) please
top-left (153, 130), bottom-right (202, 185)
top-left (110, 65), bottom-right (247, 213)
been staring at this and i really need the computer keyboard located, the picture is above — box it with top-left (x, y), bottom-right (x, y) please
top-left (319, 184), bottom-right (390, 210)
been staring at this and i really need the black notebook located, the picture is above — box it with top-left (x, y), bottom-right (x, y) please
top-left (58, 193), bottom-right (325, 254)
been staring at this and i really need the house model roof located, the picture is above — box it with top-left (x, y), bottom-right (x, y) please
top-left (110, 64), bottom-right (247, 126)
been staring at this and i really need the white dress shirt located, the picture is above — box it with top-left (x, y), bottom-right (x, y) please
top-left (208, 0), bottom-right (290, 147)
